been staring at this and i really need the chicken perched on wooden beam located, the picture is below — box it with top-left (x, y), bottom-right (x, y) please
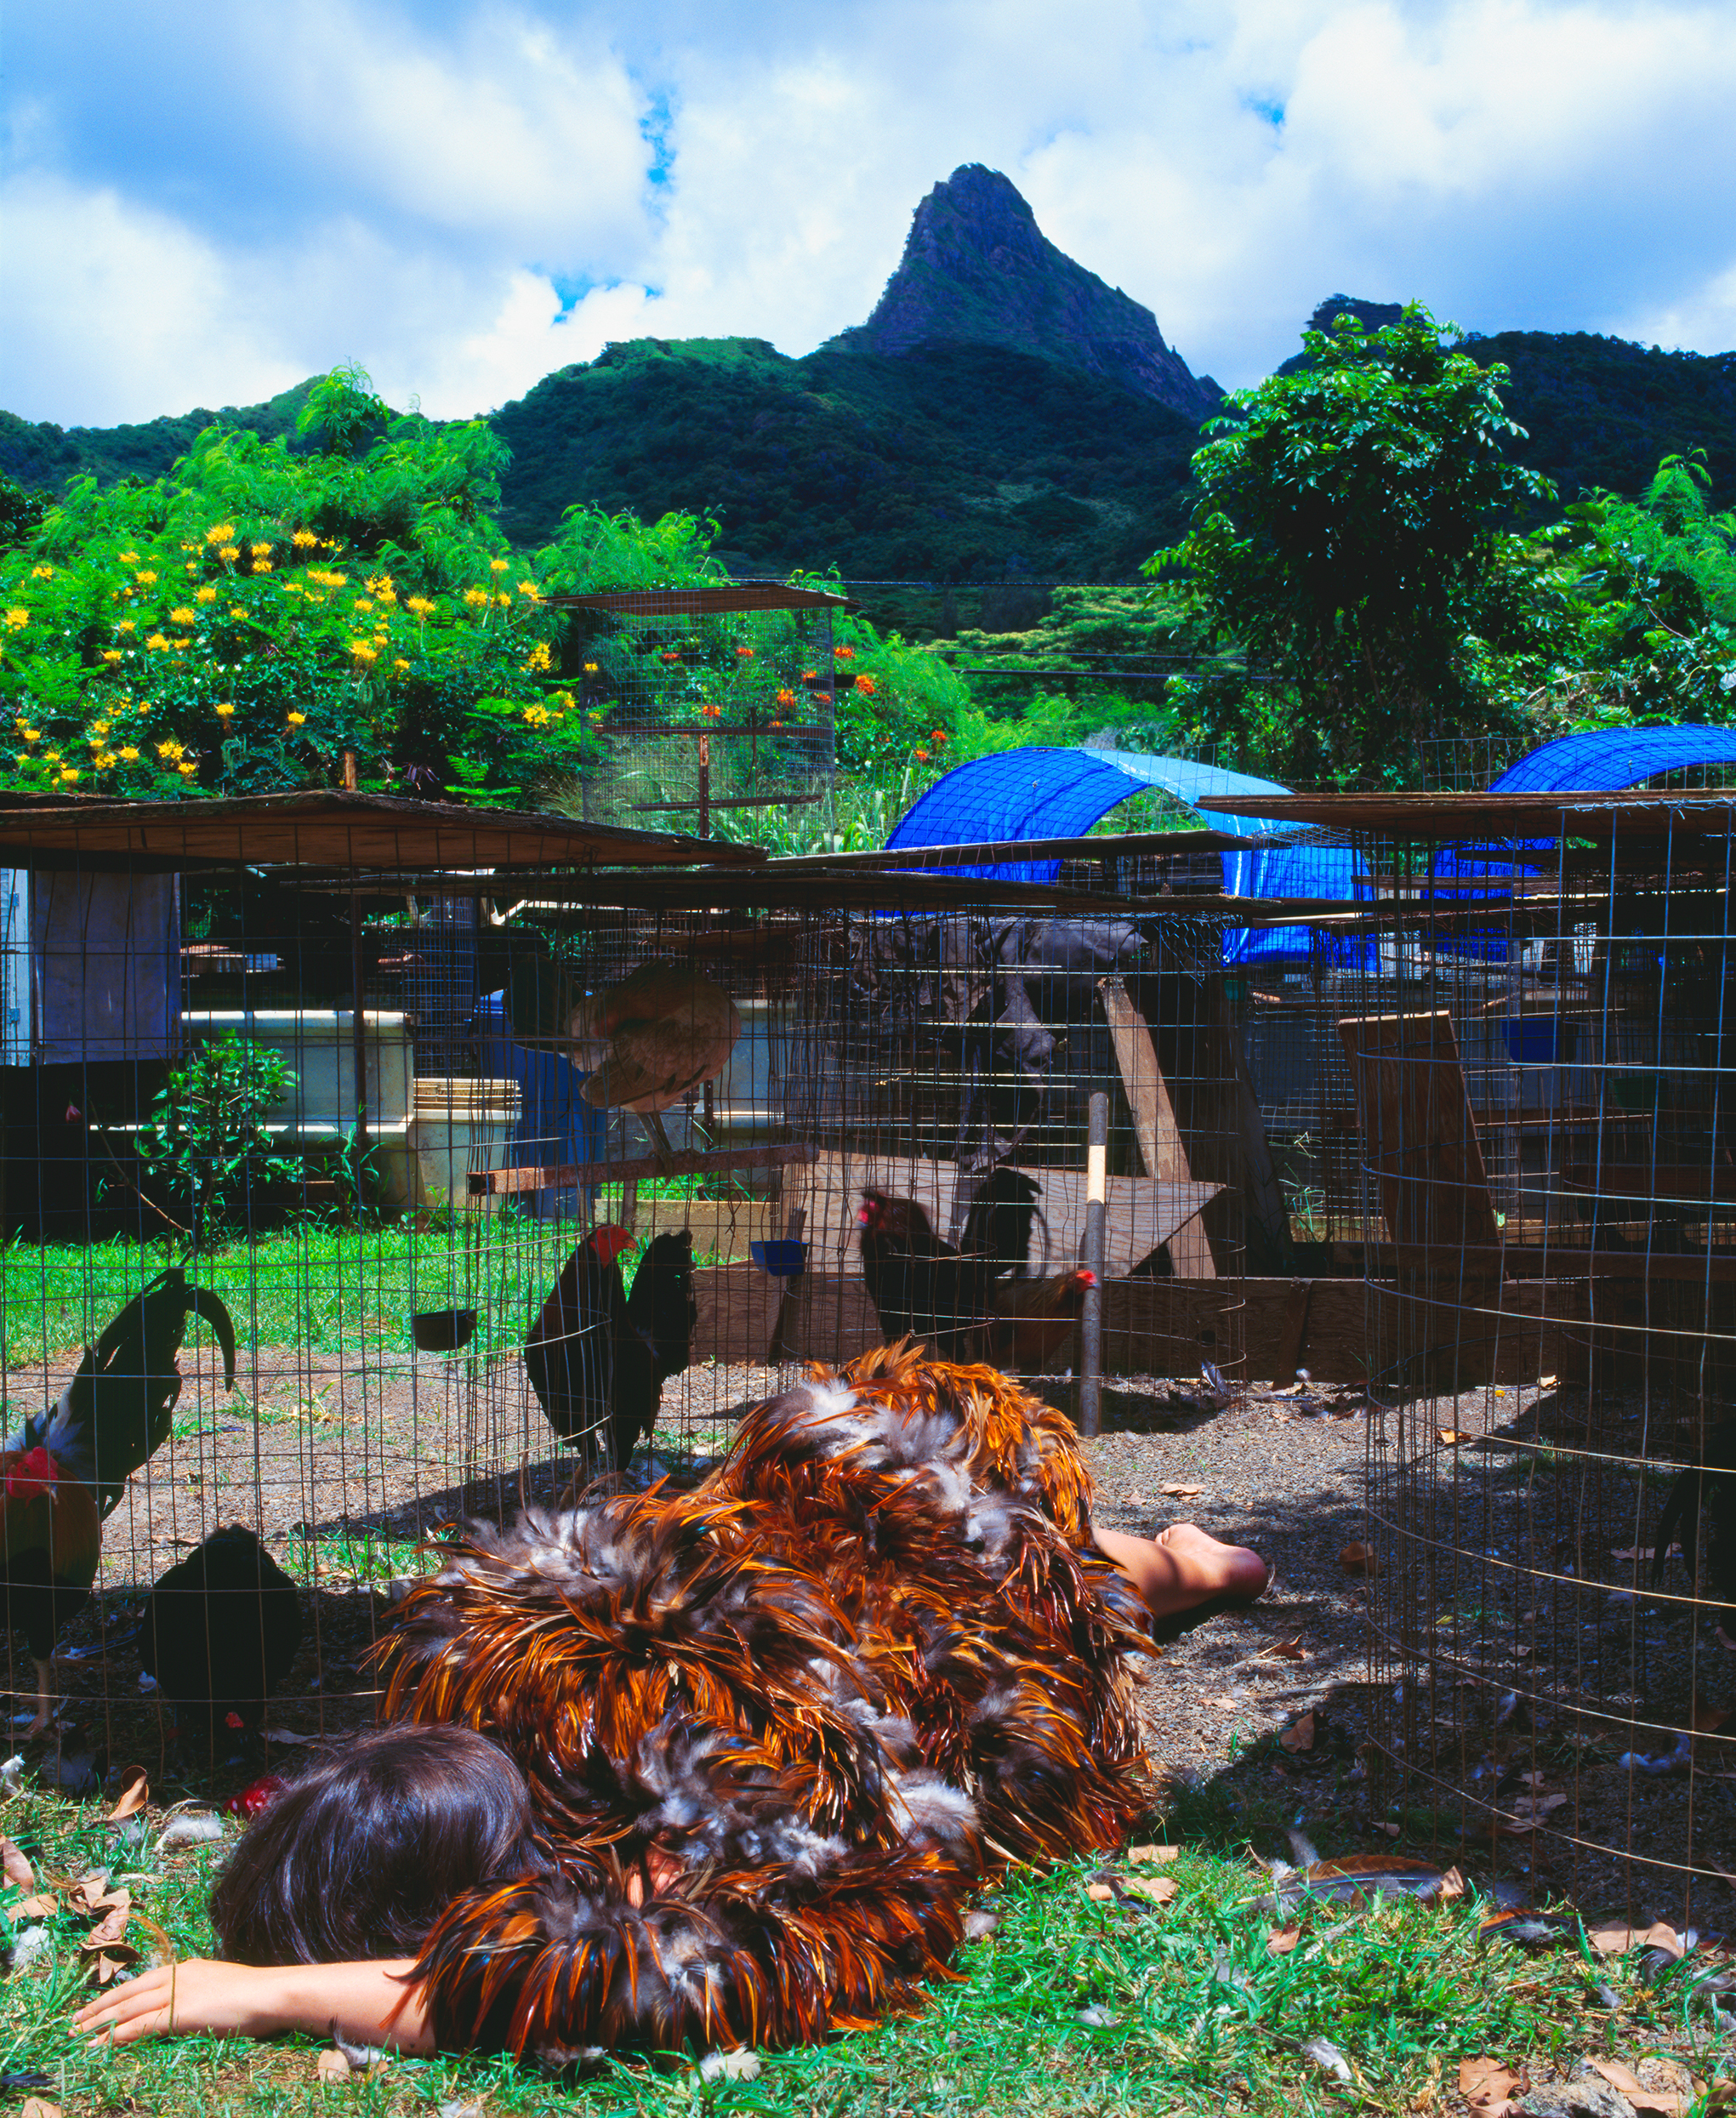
top-left (375, 1343), bottom-right (1147, 2061)
top-left (569, 962), bottom-right (742, 1170)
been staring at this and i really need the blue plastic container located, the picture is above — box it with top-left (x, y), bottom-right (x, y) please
top-left (751, 1239), bottom-right (809, 1279)
top-left (1503, 1018), bottom-right (1577, 1066)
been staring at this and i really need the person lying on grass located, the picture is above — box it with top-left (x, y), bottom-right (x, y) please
top-left (79, 1348), bottom-right (1268, 2059)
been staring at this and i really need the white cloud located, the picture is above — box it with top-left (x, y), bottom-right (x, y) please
top-left (2, 0), bottom-right (1733, 428)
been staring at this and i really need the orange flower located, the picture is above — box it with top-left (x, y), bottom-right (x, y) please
top-left (735, 646), bottom-right (754, 658)
top-left (853, 675), bottom-right (876, 695)
top-left (834, 645), bottom-right (856, 660)
top-left (800, 669), bottom-right (817, 681)
top-left (775, 688), bottom-right (797, 708)
top-left (931, 728), bottom-right (948, 742)
top-left (915, 746), bottom-right (930, 761)
top-left (701, 703), bottom-right (721, 719)
top-left (662, 652), bottom-right (682, 664)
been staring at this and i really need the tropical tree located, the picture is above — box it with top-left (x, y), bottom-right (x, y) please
top-left (1150, 304), bottom-right (1554, 784)
top-left (0, 367), bottom-right (725, 806)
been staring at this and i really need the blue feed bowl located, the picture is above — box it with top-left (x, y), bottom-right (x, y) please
top-left (752, 1239), bottom-right (809, 1279)
top-left (1503, 1017), bottom-right (1577, 1066)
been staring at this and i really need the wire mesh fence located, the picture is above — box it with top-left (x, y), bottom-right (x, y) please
top-left (0, 793), bottom-right (1295, 1796)
top-left (1312, 795), bottom-right (1736, 1919)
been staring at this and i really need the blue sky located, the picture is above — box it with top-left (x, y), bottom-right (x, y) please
top-left (4, 0), bottom-right (1733, 426)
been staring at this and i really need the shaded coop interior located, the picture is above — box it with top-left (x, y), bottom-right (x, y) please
top-left (1230, 787), bottom-right (1736, 1922)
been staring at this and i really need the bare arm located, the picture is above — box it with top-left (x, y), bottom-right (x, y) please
top-left (75, 1957), bottom-right (435, 2054)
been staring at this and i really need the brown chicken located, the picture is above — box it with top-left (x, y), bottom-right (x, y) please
top-left (569, 963), bottom-right (742, 1165)
top-left (977, 1267), bottom-right (1097, 1374)
top-left (375, 1343), bottom-right (1147, 2061)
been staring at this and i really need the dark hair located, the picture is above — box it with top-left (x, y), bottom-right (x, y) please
top-left (210, 1724), bottom-right (540, 1965)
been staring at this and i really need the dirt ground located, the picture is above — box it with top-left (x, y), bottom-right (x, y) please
top-left (14, 1345), bottom-right (1733, 1932)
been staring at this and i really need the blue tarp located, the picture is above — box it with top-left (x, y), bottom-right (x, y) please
top-left (1491, 724), bottom-right (1736, 794)
top-left (884, 747), bottom-right (1363, 963)
top-left (475, 991), bottom-right (606, 1217)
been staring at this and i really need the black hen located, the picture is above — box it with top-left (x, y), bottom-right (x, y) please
top-left (526, 1225), bottom-right (635, 1446)
top-left (1652, 1419), bottom-right (1736, 1639)
top-left (611, 1231), bottom-right (698, 1472)
top-left (857, 1188), bottom-right (994, 1359)
top-left (958, 1166), bottom-right (1042, 1282)
top-left (141, 1525), bottom-right (303, 1758)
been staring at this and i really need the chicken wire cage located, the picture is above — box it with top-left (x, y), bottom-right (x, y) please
top-left (0, 791), bottom-right (778, 1785)
top-left (1268, 791), bottom-right (1736, 1919)
top-left (547, 585), bottom-right (841, 842)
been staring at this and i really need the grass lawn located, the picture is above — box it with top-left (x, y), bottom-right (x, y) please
top-left (3, 1777), bottom-right (1727, 2118)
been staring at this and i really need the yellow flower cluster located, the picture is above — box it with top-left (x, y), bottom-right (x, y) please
top-left (219, 546), bottom-right (240, 564)
top-left (170, 606), bottom-right (196, 626)
top-left (350, 641), bottom-right (379, 664)
top-left (308, 570), bottom-right (348, 589)
top-left (407, 596), bottom-right (435, 618)
top-left (196, 584), bottom-right (218, 605)
top-left (292, 529), bottom-right (319, 549)
top-left (206, 524), bottom-right (236, 544)
top-left (3, 609), bottom-right (27, 631)
top-left (287, 710), bottom-right (308, 727)
top-left (522, 641), bottom-right (552, 672)
top-left (522, 704), bottom-right (552, 728)
top-left (463, 588), bottom-right (488, 608)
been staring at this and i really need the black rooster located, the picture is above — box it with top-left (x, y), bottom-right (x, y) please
top-left (610, 1231), bottom-right (697, 1472)
top-left (9, 1268), bottom-right (238, 1515)
top-left (140, 1525), bottom-right (303, 1759)
top-left (1652, 1419), bottom-right (1736, 1642)
top-left (857, 1188), bottom-right (995, 1360)
top-left (958, 1166), bottom-right (1043, 1282)
top-left (525, 1225), bottom-right (635, 1447)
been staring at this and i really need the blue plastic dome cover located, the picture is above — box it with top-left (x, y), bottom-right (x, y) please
top-left (885, 747), bottom-right (1364, 963)
top-left (1490, 725), bottom-right (1736, 794)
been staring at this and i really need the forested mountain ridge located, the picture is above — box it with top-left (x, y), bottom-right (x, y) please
top-left (3, 172), bottom-right (1733, 581)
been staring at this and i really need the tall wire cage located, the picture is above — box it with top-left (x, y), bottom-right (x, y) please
top-left (0, 791), bottom-right (1306, 1804)
top-left (1235, 790), bottom-right (1736, 1921)
top-left (547, 585), bottom-right (840, 842)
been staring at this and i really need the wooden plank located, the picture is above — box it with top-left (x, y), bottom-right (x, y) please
top-left (1337, 1010), bottom-right (1500, 1258)
top-left (794, 1152), bottom-right (1218, 1283)
top-left (774, 1270), bottom-right (885, 1364)
top-left (470, 1142), bottom-right (817, 1197)
top-left (1100, 976), bottom-right (1215, 1278)
top-left (689, 1264), bottom-right (784, 1366)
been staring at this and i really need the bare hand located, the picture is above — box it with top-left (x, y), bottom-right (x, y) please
top-left (76, 1959), bottom-right (287, 2047)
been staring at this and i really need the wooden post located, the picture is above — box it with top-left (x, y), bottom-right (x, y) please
top-left (349, 885), bottom-right (369, 1180)
top-left (697, 732), bottom-right (711, 840)
top-left (1100, 976), bottom-right (1215, 1277)
top-left (1210, 975), bottom-right (1295, 1273)
top-left (1079, 1092), bottom-right (1107, 1438)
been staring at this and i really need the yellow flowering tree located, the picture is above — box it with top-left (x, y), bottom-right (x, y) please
top-left (0, 367), bottom-right (719, 804)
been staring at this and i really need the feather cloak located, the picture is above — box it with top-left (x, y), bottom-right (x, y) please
top-left (374, 1342), bottom-right (1151, 2061)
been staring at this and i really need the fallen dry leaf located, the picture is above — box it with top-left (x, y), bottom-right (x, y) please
top-left (1279, 1712), bottom-right (1318, 1754)
top-left (1126, 1843), bottom-right (1181, 1865)
top-left (1266, 1922), bottom-right (1302, 1956)
top-left (1588, 1920), bottom-right (1688, 1960)
top-left (0, 1836), bottom-right (33, 1890)
top-left (1496, 1792), bottom-right (1568, 1831)
top-left (1339, 1542), bottom-right (1377, 1575)
top-left (316, 2048), bottom-right (353, 2081)
top-left (1438, 1866), bottom-right (1468, 1901)
top-left (66, 1872), bottom-right (126, 1918)
top-left (1257, 1637), bottom-right (1307, 1663)
top-left (1161, 1483), bottom-right (1203, 1499)
top-left (1437, 1429), bottom-right (1472, 1445)
top-left (1085, 1880), bottom-right (1117, 1903)
top-left (85, 1945), bottom-right (140, 1985)
top-left (1587, 2058), bottom-right (1699, 2116)
top-left (1460, 2057), bottom-right (1526, 2117)
top-left (1375, 1821), bottom-right (1401, 1836)
top-left (105, 1767), bottom-right (149, 1822)
top-left (81, 1893), bottom-right (132, 1952)
top-left (1537, 1373), bottom-right (1559, 1389)
top-left (20, 2101), bottom-right (60, 2118)
top-left (15, 1894), bottom-right (54, 1921)
top-left (1125, 1876), bottom-right (1178, 1908)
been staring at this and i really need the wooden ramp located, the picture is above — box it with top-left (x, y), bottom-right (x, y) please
top-left (788, 1152), bottom-right (1221, 1282)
